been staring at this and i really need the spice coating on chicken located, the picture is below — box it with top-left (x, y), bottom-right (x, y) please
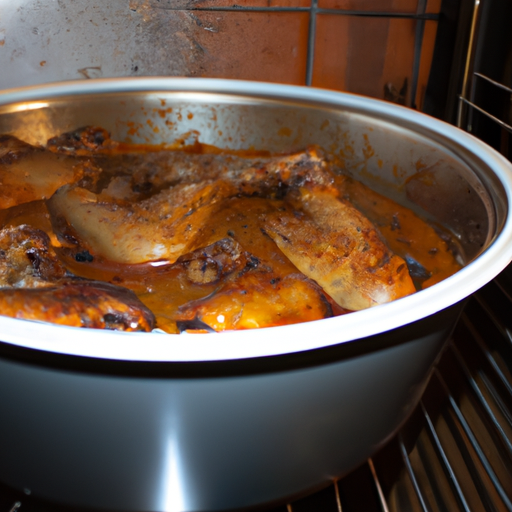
top-left (47, 180), bottom-right (238, 264)
top-left (0, 225), bottom-right (67, 288)
top-left (0, 126), bottom-right (463, 333)
top-left (263, 188), bottom-right (416, 310)
top-left (176, 270), bottom-right (333, 331)
top-left (132, 146), bottom-right (334, 198)
top-left (0, 225), bottom-right (155, 331)
top-left (0, 281), bottom-right (155, 331)
top-left (0, 135), bottom-right (89, 209)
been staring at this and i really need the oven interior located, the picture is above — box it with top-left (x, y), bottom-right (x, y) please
top-left (0, 0), bottom-right (511, 510)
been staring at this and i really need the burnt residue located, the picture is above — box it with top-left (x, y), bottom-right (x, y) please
top-left (176, 316), bottom-right (216, 333)
top-left (75, 250), bottom-right (94, 263)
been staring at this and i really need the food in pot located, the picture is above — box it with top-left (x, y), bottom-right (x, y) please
top-left (0, 224), bottom-right (155, 330)
top-left (0, 127), bottom-right (462, 333)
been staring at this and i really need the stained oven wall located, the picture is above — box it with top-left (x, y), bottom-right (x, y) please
top-left (0, 0), bottom-right (443, 112)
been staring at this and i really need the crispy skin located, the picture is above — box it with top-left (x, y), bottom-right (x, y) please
top-left (334, 175), bottom-right (462, 288)
top-left (0, 225), bottom-right (68, 288)
top-left (47, 180), bottom-right (237, 264)
top-left (263, 188), bottom-right (416, 311)
top-left (176, 237), bottom-right (251, 285)
top-left (0, 225), bottom-right (155, 331)
top-left (176, 270), bottom-right (333, 332)
top-left (0, 135), bottom-right (88, 209)
top-left (46, 126), bottom-right (116, 156)
top-left (92, 146), bottom-right (333, 201)
top-left (0, 134), bottom-right (39, 163)
top-left (0, 281), bottom-right (155, 331)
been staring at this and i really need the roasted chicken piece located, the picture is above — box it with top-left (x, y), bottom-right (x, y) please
top-left (0, 281), bottom-right (155, 331)
top-left (47, 180), bottom-right (238, 264)
top-left (176, 270), bottom-right (332, 332)
top-left (176, 237), bottom-right (253, 286)
top-left (0, 224), bottom-right (68, 288)
top-left (85, 145), bottom-right (333, 201)
top-left (0, 135), bottom-right (92, 209)
top-left (171, 221), bottom-right (336, 332)
top-left (333, 175), bottom-right (462, 288)
top-left (0, 225), bottom-right (155, 331)
top-left (263, 188), bottom-right (416, 311)
top-left (139, 146), bottom-right (334, 197)
top-left (46, 126), bottom-right (116, 156)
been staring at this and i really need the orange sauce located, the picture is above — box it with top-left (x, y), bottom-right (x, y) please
top-left (0, 138), bottom-right (462, 333)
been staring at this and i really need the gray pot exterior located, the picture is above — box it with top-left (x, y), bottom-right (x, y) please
top-left (0, 304), bottom-right (461, 512)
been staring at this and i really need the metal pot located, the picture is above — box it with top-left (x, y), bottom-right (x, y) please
top-left (0, 78), bottom-right (511, 512)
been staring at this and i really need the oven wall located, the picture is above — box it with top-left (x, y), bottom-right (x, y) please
top-left (0, 0), bottom-right (450, 112)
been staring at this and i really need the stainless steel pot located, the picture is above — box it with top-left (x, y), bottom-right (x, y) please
top-left (0, 78), bottom-right (511, 512)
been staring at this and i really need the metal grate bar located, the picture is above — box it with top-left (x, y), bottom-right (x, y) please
top-left (410, 0), bottom-right (427, 108)
top-left (305, 0), bottom-right (318, 86)
top-left (367, 458), bottom-right (390, 512)
top-left (458, 96), bottom-right (512, 134)
top-left (146, 5), bottom-right (439, 19)
top-left (333, 479), bottom-right (343, 512)
top-left (474, 72), bottom-right (512, 95)
top-left (458, 311), bottom-right (512, 398)
top-left (397, 435), bottom-right (430, 512)
top-left (476, 286), bottom-right (512, 355)
top-left (449, 343), bottom-right (512, 454)
top-left (434, 368), bottom-right (512, 511)
top-left (420, 400), bottom-right (473, 512)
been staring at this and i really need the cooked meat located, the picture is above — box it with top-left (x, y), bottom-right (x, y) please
top-left (0, 134), bottom-right (39, 163)
top-left (47, 180), bottom-right (238, 264)
top-left (176, 271), bottom-right (333, 331)
top-left (0, 224), bottom-right (155, 331)
top-left (333, 174), bottom-right (462, 288)
top-left (0, 281), bottom-right (155, 331)
top-left (86, 146), bottom-right (333, 201)
top-left (46, 126), bottom-right (116, 156)
top-left (0, 135), bottom-right (95, 209)
top-left (0, 224), bottom-right (67, 288)
top-left (0, 127), bottom-right (462, 333)
top-left (263, 187), bottom-right (416, 310)
top-left (176, 237), bottom-right (250, 285)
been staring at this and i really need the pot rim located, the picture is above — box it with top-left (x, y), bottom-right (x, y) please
top-left (0, 77), bottom-right (511, 363)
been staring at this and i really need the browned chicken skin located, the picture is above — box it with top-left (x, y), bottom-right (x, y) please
top-left (0, 225), bottom-right (155, 331)
top-left (176, 270), bottom-right (333, 331)
top-left (0, 135), bottom-right (97, 210)
top-left (263, 187), bottom-right (416, 310)
top-left (0, 224), bottom-right (67, 288)
top-left (0, 126), bottom-right (461, 333)
top-left (0, 281), bottom-right (155, 331)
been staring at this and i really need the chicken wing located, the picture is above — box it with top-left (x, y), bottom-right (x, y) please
top-left (0, 224), bottom-right (155, 331)
top-left (0, 281), bottom-right (155, 331)
top-left (176, 270), bottom-right (333, 332)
